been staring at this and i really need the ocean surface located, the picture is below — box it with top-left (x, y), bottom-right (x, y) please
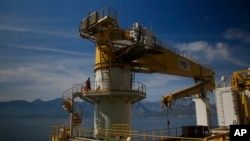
top-left (0, 115), bottom-right (217, 141)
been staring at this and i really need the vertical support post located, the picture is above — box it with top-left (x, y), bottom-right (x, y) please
top-left (70, 113), bottom-right (73, 137)
top-left (152, 131), bottom-right (155, 141)
top-left (70, 89), bottom-right (74, 138)
top-left (143, 132), bottom-right (146, 141)
top-left (160, 130), bottom-right (163, 140)
top-left (193, 97), bottom-right (211, 134)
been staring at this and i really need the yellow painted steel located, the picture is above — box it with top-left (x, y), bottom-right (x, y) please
top-left (161, 80), bottom-right (214, 108)
top-left (137, 47), bottom-right (214, 79)
top-left (230, 69), bottom-right (250, 91)
top-left (94, 45), bottom-right (114, 70)
top-left (242, 91), bottom-right (249, 120)
top-left (230, 69), bottom-right (250, 124)
top-left (50, 126), bottom-right (70, 141)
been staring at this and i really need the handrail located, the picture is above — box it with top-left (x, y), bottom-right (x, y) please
top-left (98, 7), bottom-right (117, 20)
top-left (73, 127), bottom-right (204, 141)
top-left (93, 80), bottom-right (146, 94)
top-left (63, 80), bottom-right (146, 96)
top-left (137, 127), bottom-right (182, 137)
top-left (61, 79), bottom-right (146, 119)
top-left (51, 125), bottom-right (229, 141)
top-left (203, 131), bottom-right (229, 141)
top-left (62, 86), bottom-right (83, 118)
top-left (73, 102), bottom-right (83, 118)
top-left (154, 39), bottom-right (211, 70)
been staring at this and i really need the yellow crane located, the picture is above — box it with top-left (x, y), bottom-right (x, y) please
top-left (230, 69), bottom-right (250, 124)
top-left (79, 7), bottom-right (215, 132)
top-left (79, 7), bottom-right (215, 98)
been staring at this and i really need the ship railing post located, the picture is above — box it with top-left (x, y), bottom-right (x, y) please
top-left (143, 132), bottom-right (146, 141)
top-left (83, 128), bottom-right (85, 138)
top-left (69, 87), bottom-right (74, 138)
top-left (77, 129), bottom-right (80, 137)
top-left (160, 129), bottom-right (164, 140)
top-left (175, 128), bottom-right (177, 136)
top-left (152, 131), bottom-right (155, 141)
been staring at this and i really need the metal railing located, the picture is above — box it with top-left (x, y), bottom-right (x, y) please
top-left (71, 127), bottom-right (228, 141)
top-left (203, 132), bottom-right (229, 141)
top-left (50, 126), bottom-right (69, 141)
top-left (154, 39), bottom-right (212, 70)
top-left (98, 7), bottom-right (117, 20)
top-left (62, 88), bottom-right (83, 119)
top-left (62, 80), bottom-right (146, 97)
top-left (51, 125), bottom-right (229, 141)
top-left (92, 80), bottom-right (146, 95)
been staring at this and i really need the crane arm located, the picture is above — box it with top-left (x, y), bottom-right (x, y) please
top-left (161, 80), bottom-right (214, 108)
top-left (136, 47), bottom-right (214, 78)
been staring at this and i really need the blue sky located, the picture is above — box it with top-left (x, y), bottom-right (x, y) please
top-left (0, 0), bottom-right (250, 102)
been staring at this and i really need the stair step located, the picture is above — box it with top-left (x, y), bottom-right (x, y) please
top-left (62, 105), bottom-right (73, 112)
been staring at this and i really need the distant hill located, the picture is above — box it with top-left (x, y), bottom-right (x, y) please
top-left (0, 99), bottom-right (61, 118)
top-left (133, 98), bottom-right (217, 117)
top-left (0, 98), bottom-right (216, 118)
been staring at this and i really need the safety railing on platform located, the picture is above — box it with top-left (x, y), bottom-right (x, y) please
top-left (203, 131), bottom-right (229, 141)
top-left (154, 39), bottom-right (211, 70)
top-left (98, 7), bottom-right (117, 20)
top-left (62, 80), bottom-right (146, 97)
top-left (71, 127), bottom-right (226, 141)
top-left (79, 7), bottom-right (117, 34)
top-left (50, 126), bottom-right (69, 141)
top-left (92, 80), bottom-right (146, 94)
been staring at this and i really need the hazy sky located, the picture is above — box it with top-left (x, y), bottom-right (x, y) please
top-left (0, 0), bottom-right (250, 102)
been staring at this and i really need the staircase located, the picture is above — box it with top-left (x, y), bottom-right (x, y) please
top-left (62, 84), bottom-right (83, 128)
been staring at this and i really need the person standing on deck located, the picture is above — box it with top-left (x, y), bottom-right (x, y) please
top-left (85, 77), bottom-right (91, 92)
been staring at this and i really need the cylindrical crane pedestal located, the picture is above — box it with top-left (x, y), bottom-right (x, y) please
top-left (81, 65), bottom-right (146, 138)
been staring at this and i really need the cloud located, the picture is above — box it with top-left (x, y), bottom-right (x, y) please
top-left (0, 24), bottom-right (30, 32)
top-left (0, 24), bottom-right (78, 39)
top-left (176, 41), bottom-right (248, 67)
top-left (223, 28), bottom-right (250, 43)
top-left (177, 41), bottom-right (209, 52)
top-left (205, 42), bottom-right (230, 60)
top-left (0, 55), bottom-right (94, 101)
top-left (0, 42), bottom-right (94, 101)
top-left (5, 43), bottom-right (92, 56)
top-left (0, 57), bottom-right (91, 83)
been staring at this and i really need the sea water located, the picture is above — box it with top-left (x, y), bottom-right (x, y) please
top-left (0, 115), bottom-right (217, 141)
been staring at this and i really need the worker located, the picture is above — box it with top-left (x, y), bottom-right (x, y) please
top-left (85, 77), bottom-right (91, 92)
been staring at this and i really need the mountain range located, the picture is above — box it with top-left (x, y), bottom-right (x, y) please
top-left (0, 98), bottom-right (216, 118)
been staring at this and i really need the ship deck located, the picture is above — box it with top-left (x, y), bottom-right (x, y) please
top-left (51, 125), bottom-right (230, 141)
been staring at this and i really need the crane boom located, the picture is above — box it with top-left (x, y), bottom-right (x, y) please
top-left (161, 80), bottom-right (214, 108)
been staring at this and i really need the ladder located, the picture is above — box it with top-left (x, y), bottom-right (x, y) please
top-left (217, 91), bottom-right (225, 126)
top-left (232, 91), bottom-right (241, 124)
